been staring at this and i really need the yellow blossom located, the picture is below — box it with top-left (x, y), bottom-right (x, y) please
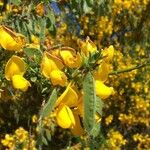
top-left (95, 80), bottom-right (114, 99)
top-left (102, 45), bottom-right (114, 63)
top-left (49, 70), bottom-right (67, 87)
top-left (70, 110), bottom-right (84, 136)
top-left (60, 48), bottom-right (82, 68)
top-left (15, 127), bottom-right (28, 143)
top-left (5, 55), bottom-right (26, 81)
top-left (41, 52), bottom-right (64, 79)
top-left (78, 37), bottom-right (97, 56)
top-left (55, 83), bottom-right (78, 107)
top-left (0, 25), bottom-right (25, 51)
top-left (1, 134), bottom-right (15, 148)
top-left (56, 104), bottom-right (75, 129)
top-left (94, 61), bottom-right (110, 82)
top-left (35, 2), bottom-right (45, 16)
top-left (12, 75), bottom-right (31, 91)
top-left (5, 55), bottom-right (30, 91)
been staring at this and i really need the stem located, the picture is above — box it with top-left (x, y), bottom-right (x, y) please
top-left (109, 62), bottom-right (150, 75)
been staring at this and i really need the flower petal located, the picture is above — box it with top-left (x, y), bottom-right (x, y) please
top-left (0, 25), bottom-right (25, 51)
top-left (5, 55), bottom-right (26, 81)
top-left (94, 61), bottom-right (110, 82)
top-left (12, 75), bottom-right (31, 91)
top-left (56, 104), bottom-right (75, 129)
top-left (71, 110), bottom-right (84, 136)
top-left (78, 37), bottom-right (97, 56)
top-left (41, 52), bottom-right (64, 79)
top-left (60, 48), bottom-right (82, 68)
top-left (55, 83), bottom-right (78, 107)
top-left (50, 70), bottom-right (67, 87)
top-left (95, 80), bottom-right (114, 99)
top-left (102, 45), bottom-right (114, 63)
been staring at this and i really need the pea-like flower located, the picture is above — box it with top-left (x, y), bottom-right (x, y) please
top-left (12, 75), bottom-right (31, 92)
top-left (59, 47), bottom-right (82, 68)
top-left (5, 55), bottom-right (31, 91)
top-left (41, 52), bottom-right (67, 86)
top-left (56, 104), bottom-right (75, 129)
top-left (78, 36), bottom-right (97, 56)
top-left (54, 83), bottom-right (84, 135)
top-left (102, 45), bottom-right (114, 63)
top-left (94, 45), bottom-right (115, 99)
top-left (49, 70), bottom-right (67, 87)
top-left (95, 80), bottom-right (114, 100)
top-left (0, 25), bottom-right (25, 51)
top-left (94, 61), bottom-right (110, 82)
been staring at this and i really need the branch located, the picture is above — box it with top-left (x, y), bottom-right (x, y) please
top-left (109, 62), bottom-right (150, 75)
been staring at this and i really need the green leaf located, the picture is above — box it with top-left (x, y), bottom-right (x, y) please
top-left (45, 129), bottom-right (51, 141)
top-left (39, 18), bottom-right (46, 45)
top-left (86, 0), bottom-right (94, 7)
top-left (96, 96), bottom-right (104, 116)
top-left (42, 135), bottom-right (48, 145)
top-left (90, 97), bottom-right (104, 137)
top-left (46, 8), bottom-right (56, 36)
top-left (90, 123), bottom-right (100, 137)
top-left (83, 0), bottom-right (92, 14)
top-left (10, 0), bottom-right (21, 5)
top-left (83, 72), bottom-right (96, 134)
top-left (40, 89), bottom-right (57, 118)
top-left (24, 48), bottom-right (42, 62)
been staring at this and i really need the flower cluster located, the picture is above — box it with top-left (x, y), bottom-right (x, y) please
top-left (40, 37), bottom-right (115, 135)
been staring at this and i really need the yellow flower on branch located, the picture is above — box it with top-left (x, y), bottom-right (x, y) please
top-left (0, 25), bottom-right (25, 51)
top-left (95, 80), bottom-right (114, 99)
top-left (41, 52), bottom-right (67, 86)
top-left (55, 83), bottom-right (78, 107)
top-left (5, 55), bottom-right (31, 91)
top-left (49, 70), bottom-right (67, 87)
top-left (54, 83), bottom-right (84, 135)
top-left (5, 55), bottom-right (26, 81)
top-left (78, 36), bottom-right (97, 56)
top-left (94, 61), bottom-right (110, 82)
top-left (41, 52), bottom-right (64, 79)
top-left (59, 47), bottom-right (82, 68)
top-left (35, 2), bottom-right (45, 17)
top-left (94, 45), bottom-right (115, 99)
top-left (70, 109), bottom-right (84, 136)
top-left (56, 104), bottom-right (75, 129)
top-left (12, 75), bottom-right (31, 92)
top-left (102, 45), bottom-right (114, 63)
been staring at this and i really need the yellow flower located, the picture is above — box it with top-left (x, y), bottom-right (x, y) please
top-left (55, 83), bottom-right (78, 107)
top-left (95, 80), bottom-right (114, 99)
top-left (49, 70), bottom-right (67, 87)
top-left (5, 55), bottom-right (31, 91)
top-left (5, 55), bottom-right (26, 81)
top-left (35, 2), bottom-right (45, 16)
top-left (70, 110), bottom-right (84, 136)
top-left (56, 104), bottom-right (75, 129)
top-left (94, 61), bottom-right (110, 82)
top-left (41, 52), bottom-right (64, 79)
top-left (0, 0), bottom-right (3, 6)
top-left (60, 48), bottom-right (82, 68)
top-left (12, 75), bottom-right (31, 92)
top-left (0, 25), bottom-right (25, 51)
top-left (102, 45), bottom-right (114, 63)
top-left (15, 127), bottom-right (28, 143)
top-left (78, 37), bottom-right (97, 56)
top-left (1, 134), bottom-right (15, 148)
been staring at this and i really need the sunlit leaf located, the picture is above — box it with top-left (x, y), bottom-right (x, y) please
top-left (83, 72), bottom-right (96, 134)
top-left (41, 88), bottom-right (57, 118)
